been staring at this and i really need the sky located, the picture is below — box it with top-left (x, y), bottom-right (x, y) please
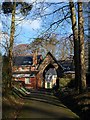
top-left (0, 0), bottom-right (88, 55)
top-left (0, 0), bottom-right (72, 45)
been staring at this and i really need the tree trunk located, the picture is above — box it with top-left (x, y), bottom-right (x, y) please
top-left (69, 1), bottom-right (80, 91)
top-left (86, 2), bottom-right (90, 86)
top-left (8, 1), bottom-right (16, 90)
top-left (78, 2), bottom-right (86, 91)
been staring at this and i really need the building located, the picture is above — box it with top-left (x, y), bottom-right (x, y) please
top-left (12, 52), bottom-right (63, 89)
top-left (36, 52), bottom-right (63, 89)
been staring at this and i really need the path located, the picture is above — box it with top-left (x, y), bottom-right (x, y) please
top-left (14, 88), bottom-right (80, 119)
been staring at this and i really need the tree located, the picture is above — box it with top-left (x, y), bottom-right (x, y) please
top-left (8, 1), bottom-right (16, 89)
top-left (13, 44), bottom-right (31, 56)
top-left (2, 0), bottom-right (32, 90)
top-left (30, 34), bottom-right (59, 57)
top-left (87, 2), bottom-right (90, 86)
top-left (69, 1), bottom-right (80, 91)
top-left (83, 2), bottom-right (90, 86)
top-left (69, 0), bottom-right (86, 92)
top-left (0, 32), bottom-right (10, 56)
top-left (56, 36), bottom-right (74, 60)
top-left (78, 1), bottom-right (86, 91)
top-left (2, 0), bottom-right (88, 92)
top-left (31, 1), bottom-right (87, 91)
top-left (1, 1), bottom-right (17, 90)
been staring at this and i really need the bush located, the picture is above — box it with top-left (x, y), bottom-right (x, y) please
top-left (59, 78), bottom-right (71, 88)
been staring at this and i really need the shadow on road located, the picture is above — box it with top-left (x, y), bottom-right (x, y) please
top-left (18, 99), bottom-right (79, 119)
top-left (13, 88), bottom-right (66, 108)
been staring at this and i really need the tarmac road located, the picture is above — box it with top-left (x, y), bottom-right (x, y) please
top-left (17, 89), bottom-right (79, 119)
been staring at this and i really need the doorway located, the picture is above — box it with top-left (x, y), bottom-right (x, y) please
top-left (43, 64), bottom-right (57, 89)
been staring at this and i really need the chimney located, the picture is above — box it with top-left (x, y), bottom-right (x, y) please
top-left (33, 50), bottom-right (37, 65)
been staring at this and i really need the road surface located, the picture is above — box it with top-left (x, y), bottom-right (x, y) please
top-left (17, 89), bottom-right (79, 119)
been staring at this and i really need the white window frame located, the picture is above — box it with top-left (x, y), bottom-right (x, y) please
top-left (25, 78), bottom-right (30, 84)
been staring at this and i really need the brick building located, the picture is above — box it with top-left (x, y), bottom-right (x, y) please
top-left (12, 52), bottom-right (63, 89)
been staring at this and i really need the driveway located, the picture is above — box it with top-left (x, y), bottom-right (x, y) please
top-left (17, 89), bottom-right (79, 119)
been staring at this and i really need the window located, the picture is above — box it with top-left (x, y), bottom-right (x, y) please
top-left (30, 73), bottom-right (35, 78)
top-left (25, 78), bottom-right (30, 84)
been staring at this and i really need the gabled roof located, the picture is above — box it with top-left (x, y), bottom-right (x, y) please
top-left (46, 52), bottom-right (63, 70)
top-left (13, 55), bottom-right (42, 66)
top-left (13, 56), bottom-right (33, 66)
top-left (58, 60), bottom-right (75, 72)
top-left (13, 52), bottom-right (63, 71)
top-left (38, 51), bottom-right (63, 71)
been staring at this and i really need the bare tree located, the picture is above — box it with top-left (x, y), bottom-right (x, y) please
top-left (78, 1), bottom-right (86, 91)
top-left (0, 32), bottom-right (10, 56)
top-left (29, 34), bottom-right (59, 57)
top-left (6, 1), bottom-right (16, 89)
top-left (69, 0), bottom-right (86, 92)
top-left (69, 1), bottom-right (80, 91)
top-left (2, 0), bottom-right (33, 90)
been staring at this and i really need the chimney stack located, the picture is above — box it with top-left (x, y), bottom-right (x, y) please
top-left (33, 50), bottom-right (37, 65)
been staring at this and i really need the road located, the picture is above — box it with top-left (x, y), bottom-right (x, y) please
top-left (17, 89), bottom-right (79, 119)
